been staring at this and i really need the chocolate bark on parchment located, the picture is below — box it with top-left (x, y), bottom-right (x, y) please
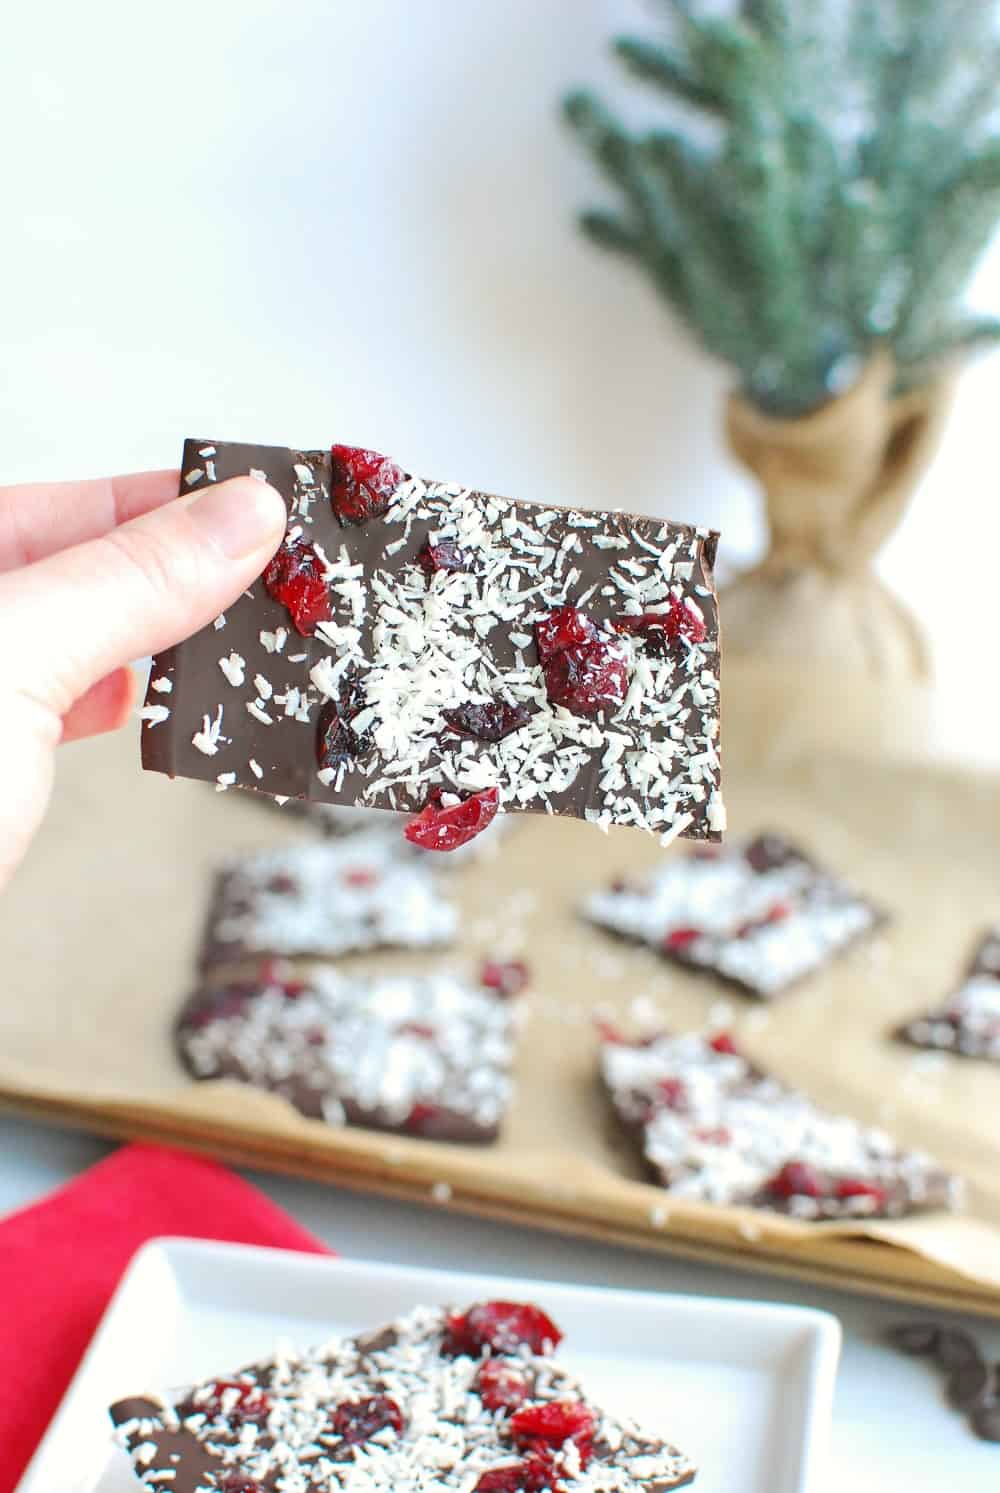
top-left (599, 1027), bottom-right (960, 1221)
top-left (583, 831), bottom-right (886, 999)
top-left (197, 835), bottom-right (458, 969)
top-left (111, 1301), bottom-right (696, 1492)
top-left (896, 928), bottom-right (1000, 1061)
top-left (141, 439), bottom-right (722, 844)
top-left (177, 963), bottom-right (525, 1144)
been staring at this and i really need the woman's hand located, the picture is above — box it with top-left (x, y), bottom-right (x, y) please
top-left (0, 468), bottom-right (285, 889)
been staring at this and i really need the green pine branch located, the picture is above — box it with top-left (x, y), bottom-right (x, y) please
top-left (564, 0), bottom-right (1000, 416)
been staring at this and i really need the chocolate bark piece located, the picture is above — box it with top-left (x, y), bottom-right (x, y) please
top-left (198, 835), bottom-right (457, 968)
top-left (176, 965), bottom-right (523, 1143)
top-left (895, 928), bottom-right (1000, 1061)
top-left (582, 832), bottom-right (886, 999)
top-left (599, 1029), bottom-right (960, 1220)
top-left (140, 438), bottom-right (723, 845)
top-left (111, 1301), bottom-right (696, 1492)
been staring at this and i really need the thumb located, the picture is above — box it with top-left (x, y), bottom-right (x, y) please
top-left (0, 476), bottom-right (287, 715)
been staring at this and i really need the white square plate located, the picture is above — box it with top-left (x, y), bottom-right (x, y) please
top-left (18, 1239), bottom-right (840, 1493)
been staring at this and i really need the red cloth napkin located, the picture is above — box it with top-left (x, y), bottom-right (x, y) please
top-left (0, 1143), bottom-right (330, 1492)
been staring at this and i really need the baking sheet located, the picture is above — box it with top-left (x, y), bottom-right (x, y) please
top-left (3, 725), bottom-right (1000, 1314)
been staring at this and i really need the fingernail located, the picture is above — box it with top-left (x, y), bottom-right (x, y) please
top-left (185, 476), bottom-right (287, 559)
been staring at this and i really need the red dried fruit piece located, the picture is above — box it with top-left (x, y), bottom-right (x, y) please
top-left (510, 1400), bottom-right (596, 1465)
top-left (405, 1101), bottom-right (444, 1130)
top-left (476, 1357), bottom-right (531, 1412)
top-left (404, 788), bottom-right (499, 853)
top-left (543, 641), bottom-right (627, 718)
top-left (266, 873), bottom-right (298, 895)
top-left (317, 684), bottom-right (374, 771)
top-left (342, 866), bottom-right (378, 888)
top-left (656, 1077), bottom-right (688, 1110)
top-left (443, 700), bottom-right (533, 743)
top-left (474, 1456), bottom-right (560, 1493)
top-left (329, 1394), bottom-right (404, 1445)
top-left (708, 1031), bottom-right (739, 1056)
top-left (219, 1476), bottom-right (265, 1493)
top-left (196, 1380), bottom-right (271, 1425)
top-left (613, 595), bottom-right (706, 654)
top-left (765, 1161), bottom-right (825, 1200)
top-left (418, 537), bottom-right (467, 574)
top-left (279, 980), bottom-right (307, 1000)
top-left (263, 540), bottom-right (331, 636)
top-left (663, 927), bottom-right (701, 951)
top-left (441, 1301), bottom-right (563, 1358)
top-left (330, 444), bottom-right (404, 526)
top-left (399, 1021), bottom-right (436, 1039)
top-left (834, 1178), bottom-right (888, 1205)
top-left (481, 959), bottom-right (530, 998)
top-left (535, 606), bottom-right (597, 663)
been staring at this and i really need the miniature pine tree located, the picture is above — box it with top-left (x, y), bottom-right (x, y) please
top-left (564, 0), bottom-right (1000, 417)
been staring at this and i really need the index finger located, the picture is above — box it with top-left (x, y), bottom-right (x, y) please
top-left (0, 468), bottom-right (181, 572)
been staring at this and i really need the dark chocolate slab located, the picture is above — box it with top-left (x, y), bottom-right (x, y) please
top-left (599, 1028), bottom-right (960, 1220)
top-left (140, 439), bottom-right (723, 844)
top-left (111, 1301), bottom-right (696, 1492)
top-left (198, 835), bottom-right (458, 968)
top-left (582, 831), bottom-right (886, 999)
top-left (896, 928), bottom-right (1000, 1061)
top-left (176, 964), bottom-right (523, 1143)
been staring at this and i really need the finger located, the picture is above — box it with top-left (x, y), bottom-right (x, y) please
top-left (59, 666), bottom-right (137, 743)
top-left (0, 475), bottom-right (287, 717)
top-left (0, 469), bottom-right (181, 572)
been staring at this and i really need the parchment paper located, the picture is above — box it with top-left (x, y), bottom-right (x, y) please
top-left (3, 722), bottom-right (1000, 1314)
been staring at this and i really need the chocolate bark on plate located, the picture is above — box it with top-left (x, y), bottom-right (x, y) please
top-left (199, 835), bottom-right (457, 969)
top-left (599, 1027), bottom-right (960, 1221)
top-left (140, 438), bottom-right (723, 846)
top-left (177, 962), bottom-right (527, 1143)
top-left (582, 831), bottom-right (885, 999)
top-left (111, 1299), bottom-right (696, 1493)
top-left (896, 928), bottom-right (1000, 1061)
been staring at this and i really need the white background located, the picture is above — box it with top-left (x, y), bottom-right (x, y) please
top-left (2, 4), bottom-right (1000, 1490)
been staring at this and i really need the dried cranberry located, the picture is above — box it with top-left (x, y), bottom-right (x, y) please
top-left (280, 980), bottom-right (307, 1000)
top-left (663, 927), bottom-right (701, 951)
top-left (404, 788), bottom-right (500, 853)
top-left (329, 1394), bottom-right (404, 1445)
top-left (441, 1301), bottom-right (563, 1358)
top-left (708, 1032), bottom-right (739, 1056)
top-left (316, 683), bottom-right (373, 771)
top-left (342, 866), bottom-right (378, 888)
top-left (330, 444), bottom-right (404, 526)
top-left (765, 1161), bottom-right (825, 1200)
top-left (418, 537), bottom-right (467, 574)
top-left (543, 641), bottom-right (627, 717)
top-left (405, 1102), bottom-right (443, 1130)
top-left (218, 1476), bottom-right (265, 1493)
top-left (656, 1078), bottom-right (688, 1110)
top-left (399, 1021), bottom-right (436, 1039)
top-left (476, 1358), bottom-right (531, 1411)
top-left (443, 700), bottom-right (533, 743)
top-left (263, 540), bottom-right (331, 636)
top-left (613, 596), bottom-right (706, 653)
top-left (195, 1380), bottom-right (271, 1425)
top-left (834, 1178), bottom-right (888, 1206)
top-left (510, 1401), bottom-right (596, 1465)
top-left (474, 1457), bottom-right (560, 1493)
top-left (481, 960), bottom-right (530, 998)
top-left (266, 873), bottom-right (297, 895)
top-left (535, 607), bottom-right (597, 663)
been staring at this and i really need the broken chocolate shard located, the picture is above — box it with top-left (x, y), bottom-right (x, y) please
top-left (141, 438), bottom-right (722, 845)
top-left (598, 1027), bottom-right (960, 1220)
top-left (895, 928), bottom-right (1000, 1062)
top-left (583, 831), bottom-right (886, 999)
top-left (176, 964), bottom-right (523, 1144)
top-left (112, 1302), bottom-right (696, 1493)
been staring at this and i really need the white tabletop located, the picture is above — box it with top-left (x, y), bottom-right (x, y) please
top-left (3, 1114), bottom-right (997, 1492)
